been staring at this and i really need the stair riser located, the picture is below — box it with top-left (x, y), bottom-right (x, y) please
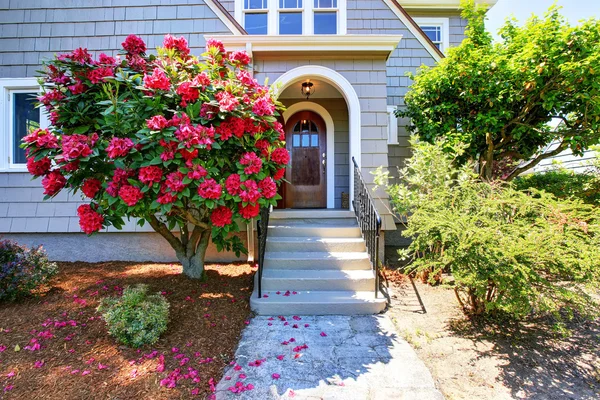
top-left (250, 300), bottom-right (386, 315)
top-left (270, 210), bottom-right (355, 219)
top-left (263, 258), bottom-right (371, 270)
top-left (270, 218), bottom-right (358, 226)
top-left (262, 277), bottom-right (375, 291)
top-left (268, 226), bottom-right (361, 238)
top-left (266, 241), bottom-right (366, 253)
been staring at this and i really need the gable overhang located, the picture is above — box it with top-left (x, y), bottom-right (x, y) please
top-left (206, 35), bottom-right (403, 60)
top-left (400, 0), bottom-right (497, 10)
top-left (204, 0), bottom-right (247, 35)
top-left (382, 0), bottom-right (445, 61)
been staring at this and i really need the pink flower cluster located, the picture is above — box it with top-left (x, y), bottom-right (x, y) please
top-left (62, 133), bottom-right (98, 161)
top-left (106, 137), bottom-right (134, 159)
top-left (77, 204), bottom-right (104, 234)
top-left (144, 67), bottom-right (171, 91)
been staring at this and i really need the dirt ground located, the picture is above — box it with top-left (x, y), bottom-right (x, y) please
top-left (0, 261), bottom-right (254, 399)
top-left (385, 276), bottom-right (600, 400)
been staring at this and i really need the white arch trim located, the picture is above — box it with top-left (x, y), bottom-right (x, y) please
top-left (274, 66), bottom-right (361, 210)
top-left (283, 102), bottom-right (335, 209)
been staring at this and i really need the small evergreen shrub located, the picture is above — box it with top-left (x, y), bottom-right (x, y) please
top-left (98, 284), bottom-right (169, 348)
top-left (0, 240), bottom-right (58, 301)
top-left (377, 139), bottom-right (600, 322)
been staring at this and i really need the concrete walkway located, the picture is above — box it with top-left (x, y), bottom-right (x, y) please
top-left (215, 315), bottom-right (444, 399)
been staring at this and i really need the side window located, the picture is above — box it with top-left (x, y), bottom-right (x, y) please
top-left (414, 18), bottom-right (450, 53)
top-left (313, 0), bottom-right (337, 35)
top-left (0, 79), bottom-right (48, 171)
top-left (279, 0), bottom-right (303, 34)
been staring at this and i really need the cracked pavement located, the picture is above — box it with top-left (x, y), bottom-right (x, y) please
top-left (215, 315), bottom-right (444, 399)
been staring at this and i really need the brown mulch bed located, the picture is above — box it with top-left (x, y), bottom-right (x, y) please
top-left (0, 261), bottom-right (255, 399)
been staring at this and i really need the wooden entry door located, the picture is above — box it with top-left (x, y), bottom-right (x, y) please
top-left (284, 111), bottom-right (327, 208)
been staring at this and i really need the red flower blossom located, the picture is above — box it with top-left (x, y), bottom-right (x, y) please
top-left (206, 38), bottom-right (225, 53)
top-left (210, 206), bottom-right (233, 227)
top-left (127, 54), bottom-right (147, 71)
top-left (138, 166), bottom-right (163, 185)
top-left (62, 134), bottom-right (96, 160)
top-left (271, 147), bottom-right (290, 165)
top-left (23, 128), bottom-right (58, 149)
top-left (259, 177), bottom-right (277, 199)
top-left (60, 48), bottom-right (92, 64)
top-left (87, 67), bottom-right (114, 84)
top-left (192, 73), bottom-right (211, 89)
top-left (254, 139), bottom-right (270, 157)
top-left (274, 168), bottom-right (286, 181)
top-left (180, 148), bottom-right (198, 162)
top-left (81, 178), bottom-right (102, 198)
top-left (216, 117), bottom-right (245, 141)
top-left (143, 68), bottom-right (171, 91)
top-left (187, 163), bottom-right (207, 180)
top-left (146, 115), bottom-right (169, 130)
top-left (61, 160), bottom-right (80, 172)
top-left (157, 190), bottom-right (177, 204)
top-left (122, 34), bottom-right (146, 55)
top-left (68, 80), bottom-right (87, 95)
top-left (98, 53), bottom-right (117, 65)
top-left (225, 174), bottom-right (242, 195)
top-left (42, 170), bottom-right (66, 196)
top-left (229, 50), bottom-right (251, 65)
top-left (119, 185), bottom-right (143, 206)
top-left (176, 81), bottom-right (199, 105)
top-left (252, 96), bottom-right (275, 116)
top-left (159, 139), bottom-right (177, 161)
top-left (163, 34), bottom-right (190, 56)
top-left (238, 203), bottom-right (260, 219)
top-left (26, 157), bottom-right (51, 176)
top-left (236, 70), bottom-right (256, 87)
top-left (239, 180), bottom-right (261, 203)
top-left (197, 179), bottom-right (222, 199)
top-left (38, 90), bottom-right (65, 109)
top-left (200, 103), bottom-right (219, 119)
top-left (106, 137), bottom-right (134, 158)
top-left (165, 171), bottom-right (186, 193)
top-left (240, 152), bottom-right (262, 175)
top-left (77, 204), bottom-right (104, 234)
top-left (215, 91), bottom-right (239, 112)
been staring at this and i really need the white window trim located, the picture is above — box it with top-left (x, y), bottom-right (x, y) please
top-left (235, 0), bottom-right (347, 35)
top-left (0, 78), bottom-right (48, 172)
top-left (413, 17), bottom-right (449, 53)
top-left (387, 105), bottom-right (399, 145)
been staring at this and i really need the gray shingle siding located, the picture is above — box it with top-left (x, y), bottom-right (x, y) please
top-left (0, 0), bottom-right (233, 78)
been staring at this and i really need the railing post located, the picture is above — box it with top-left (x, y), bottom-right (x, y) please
top-left (257, 206), bottom-right (271, 299)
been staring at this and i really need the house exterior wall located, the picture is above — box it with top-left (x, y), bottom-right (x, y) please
top-left (0, 0), bottom-right (232, 78)
top-left (532, 146), bottom-right (597, 174)
top-left (281, 98), bottom-right (350, 209)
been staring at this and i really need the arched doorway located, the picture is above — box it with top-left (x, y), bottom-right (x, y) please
top-left (283, 111), bottom-right (327, 208)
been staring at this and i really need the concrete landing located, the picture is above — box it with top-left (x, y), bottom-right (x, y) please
top-left (215, 315), bottom-right (444, 400)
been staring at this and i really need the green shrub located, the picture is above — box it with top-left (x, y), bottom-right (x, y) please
top-left (514, 166), bottom-right (600, 207)
top-left (0, 240), bottom-right (58, 301)
top-left (98, 284), bottom-right (169, 348)
top-left (377, 139), bottom-right (600, 321)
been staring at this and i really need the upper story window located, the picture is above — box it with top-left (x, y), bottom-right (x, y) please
top-left (0, 78), bottom-right (49, 171)
top-left (414, 17), bottom-right (449, 53)
top-left (244, 0), bottom-right (269, 35)
top-left (236, 0), bottom-right (347, 35)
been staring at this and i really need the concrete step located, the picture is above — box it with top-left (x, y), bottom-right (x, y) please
top-left (268, 225), bottom-right (361, 238)
top-left (270, 210), bottom-right (355, 219)
top-left (263, 251), bottom-right (371, 270)
top-left (269, 217), bottom-right (358, 226)
top-left (265, 237), bottom-right (366, 253)
top-left (250, 289), bottom-right (387, 315)
top-left (261, 269), bottom-right (376, 291)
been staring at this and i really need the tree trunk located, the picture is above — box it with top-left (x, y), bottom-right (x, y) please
top-left (175, 229), bottom-right (210, 280)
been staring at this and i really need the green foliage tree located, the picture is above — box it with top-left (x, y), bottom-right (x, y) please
top-left (398, 0), bottom-right (600, 181)
top-left (376, 139), bottom-right (600, 321)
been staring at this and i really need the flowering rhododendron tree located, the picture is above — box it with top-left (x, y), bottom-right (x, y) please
top-left (23, 35), bottom-right (288, 279)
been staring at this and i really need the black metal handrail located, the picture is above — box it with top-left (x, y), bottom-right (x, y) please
top-left (352, 157), bottom-right (382, 298)
top-left (256, 205), bottom-right (271, 298)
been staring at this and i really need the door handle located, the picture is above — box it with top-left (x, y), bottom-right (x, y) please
top-left (322, 159), bottom-right (326, 175)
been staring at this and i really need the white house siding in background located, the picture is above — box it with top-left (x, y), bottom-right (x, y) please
top-left (532, 144), bottom-right (597, 174)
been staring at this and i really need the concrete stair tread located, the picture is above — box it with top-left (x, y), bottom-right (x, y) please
top-left (264, 251), bottom-right (370, 261)
top-left (262, 269), bottom-right (375, 280)
top-left (270, 210), bottom-right (355, 219)
top-left (266, 237), bottom-right (365, 244)
top-left (253, 290), bottom-right (386, 304)
top-left (268, 221), bottom-right (358, 228)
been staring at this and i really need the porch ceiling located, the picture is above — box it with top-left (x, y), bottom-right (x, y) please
top-left (208, 35), bottom-right (403, 60)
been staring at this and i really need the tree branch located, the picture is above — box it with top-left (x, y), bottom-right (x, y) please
top-left (147, 215), bottom-right (185, 253)
top-left (505, 140), bottom-right (570, 180)
top-left (186, 225), bottom-right (205, 257)
top-left (182, 209), bottom-right (210, 230)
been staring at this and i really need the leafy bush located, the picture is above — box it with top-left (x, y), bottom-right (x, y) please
top-left (514, 161), bottom-right (600, 207)
top-left (98, 284), bottom-right (169, 348)
top-left (0, 240), bottom-right (58, 301)
top-left (377, 139), bottom-right (600, 321)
